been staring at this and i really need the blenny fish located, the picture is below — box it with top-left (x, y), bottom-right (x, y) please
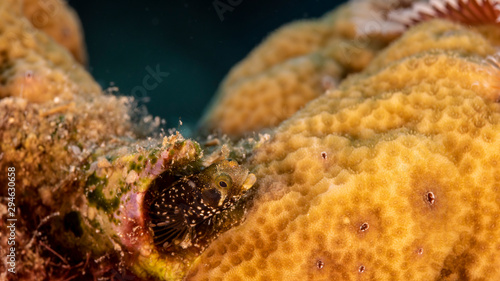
top-left (147, 159), bottom-right (256, 252)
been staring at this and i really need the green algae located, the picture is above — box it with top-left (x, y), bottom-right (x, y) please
top-left (85, 173), bottom-right (118, 213)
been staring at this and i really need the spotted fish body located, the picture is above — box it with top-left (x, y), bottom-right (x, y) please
top-left (148, 159), bottom-right (256, 252)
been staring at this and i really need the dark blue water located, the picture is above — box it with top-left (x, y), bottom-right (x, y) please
top-left (68, 0), bottom-right (345, 135)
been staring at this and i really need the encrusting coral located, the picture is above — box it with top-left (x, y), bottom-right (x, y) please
top-left (0, 0), bottom-right (260, 279)
top-left (22, 0), bottom-right (87, 64)
top-left (0, 0), bottom-right (141, 279)
top-left (0, 2), bottom-right (258, 279)
top-left (186, 3), bottom-right (500, 281)
top-left (0, 0), bottom-right (129, 193)
top-left (3, 0), bottom-right (500, 280)
top-left (199, 3), bottom-right (398, 138)
top-left (0, 0), bottom-right (97, 103)
top-left (201, 0), bottom-right (500, 139)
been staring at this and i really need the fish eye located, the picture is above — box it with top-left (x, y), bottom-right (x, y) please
top-left (215, 173), bottom-right (232, 189)
top-left (225, 159), bottom-right (238, 168)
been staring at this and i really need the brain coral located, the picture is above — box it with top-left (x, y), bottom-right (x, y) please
top-left (187, 18), bottom-right (500, 281)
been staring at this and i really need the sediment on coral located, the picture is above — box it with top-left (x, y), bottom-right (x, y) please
top-left (0, 1), bottom-right (174, 279)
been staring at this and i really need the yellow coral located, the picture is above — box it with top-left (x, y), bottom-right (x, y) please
top-left (200, 4), bottom-right (395, 138)
top-left (201, 0), bottom-right (500, 139)
top-left (4, 0), bottom-right (500, 280)
top-left (0, 2), bottom-right (155, 279)
top-left (187, 20), bottom-right (500, 280)
top-left (0, 0), bottom-right (97, 103)
top-left (22, 0), bottom-right (87, 64)
top-left (0, 0), bottom-right (132, 214)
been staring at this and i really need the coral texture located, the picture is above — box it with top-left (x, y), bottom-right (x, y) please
top-left (0, 0), bottom-right (97, 103)
top-left (4, 0), bottom-right (500, 280)
top-left (0, 1), bottom-right (144, 279)
top-left (187, 19), bottom-right (500, 281)
top-left (200, 4), bottom-right (396, 138)
top-left (0, 0), bottom-right (129, 194)
top-left (201, 0), bottom-right (500, 139)
top-left (0, 1), bottom-right (258, 280)
top-left (23, 0), bottom-right (87, 64)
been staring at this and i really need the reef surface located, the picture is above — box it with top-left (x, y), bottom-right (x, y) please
top-left (2, 0), bottom-right (500, 280)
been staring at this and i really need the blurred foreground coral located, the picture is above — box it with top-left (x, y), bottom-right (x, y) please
top-left (0, 0), bottom-right (156, 279)
top-left (22, 0), bottom-right (88, 64)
